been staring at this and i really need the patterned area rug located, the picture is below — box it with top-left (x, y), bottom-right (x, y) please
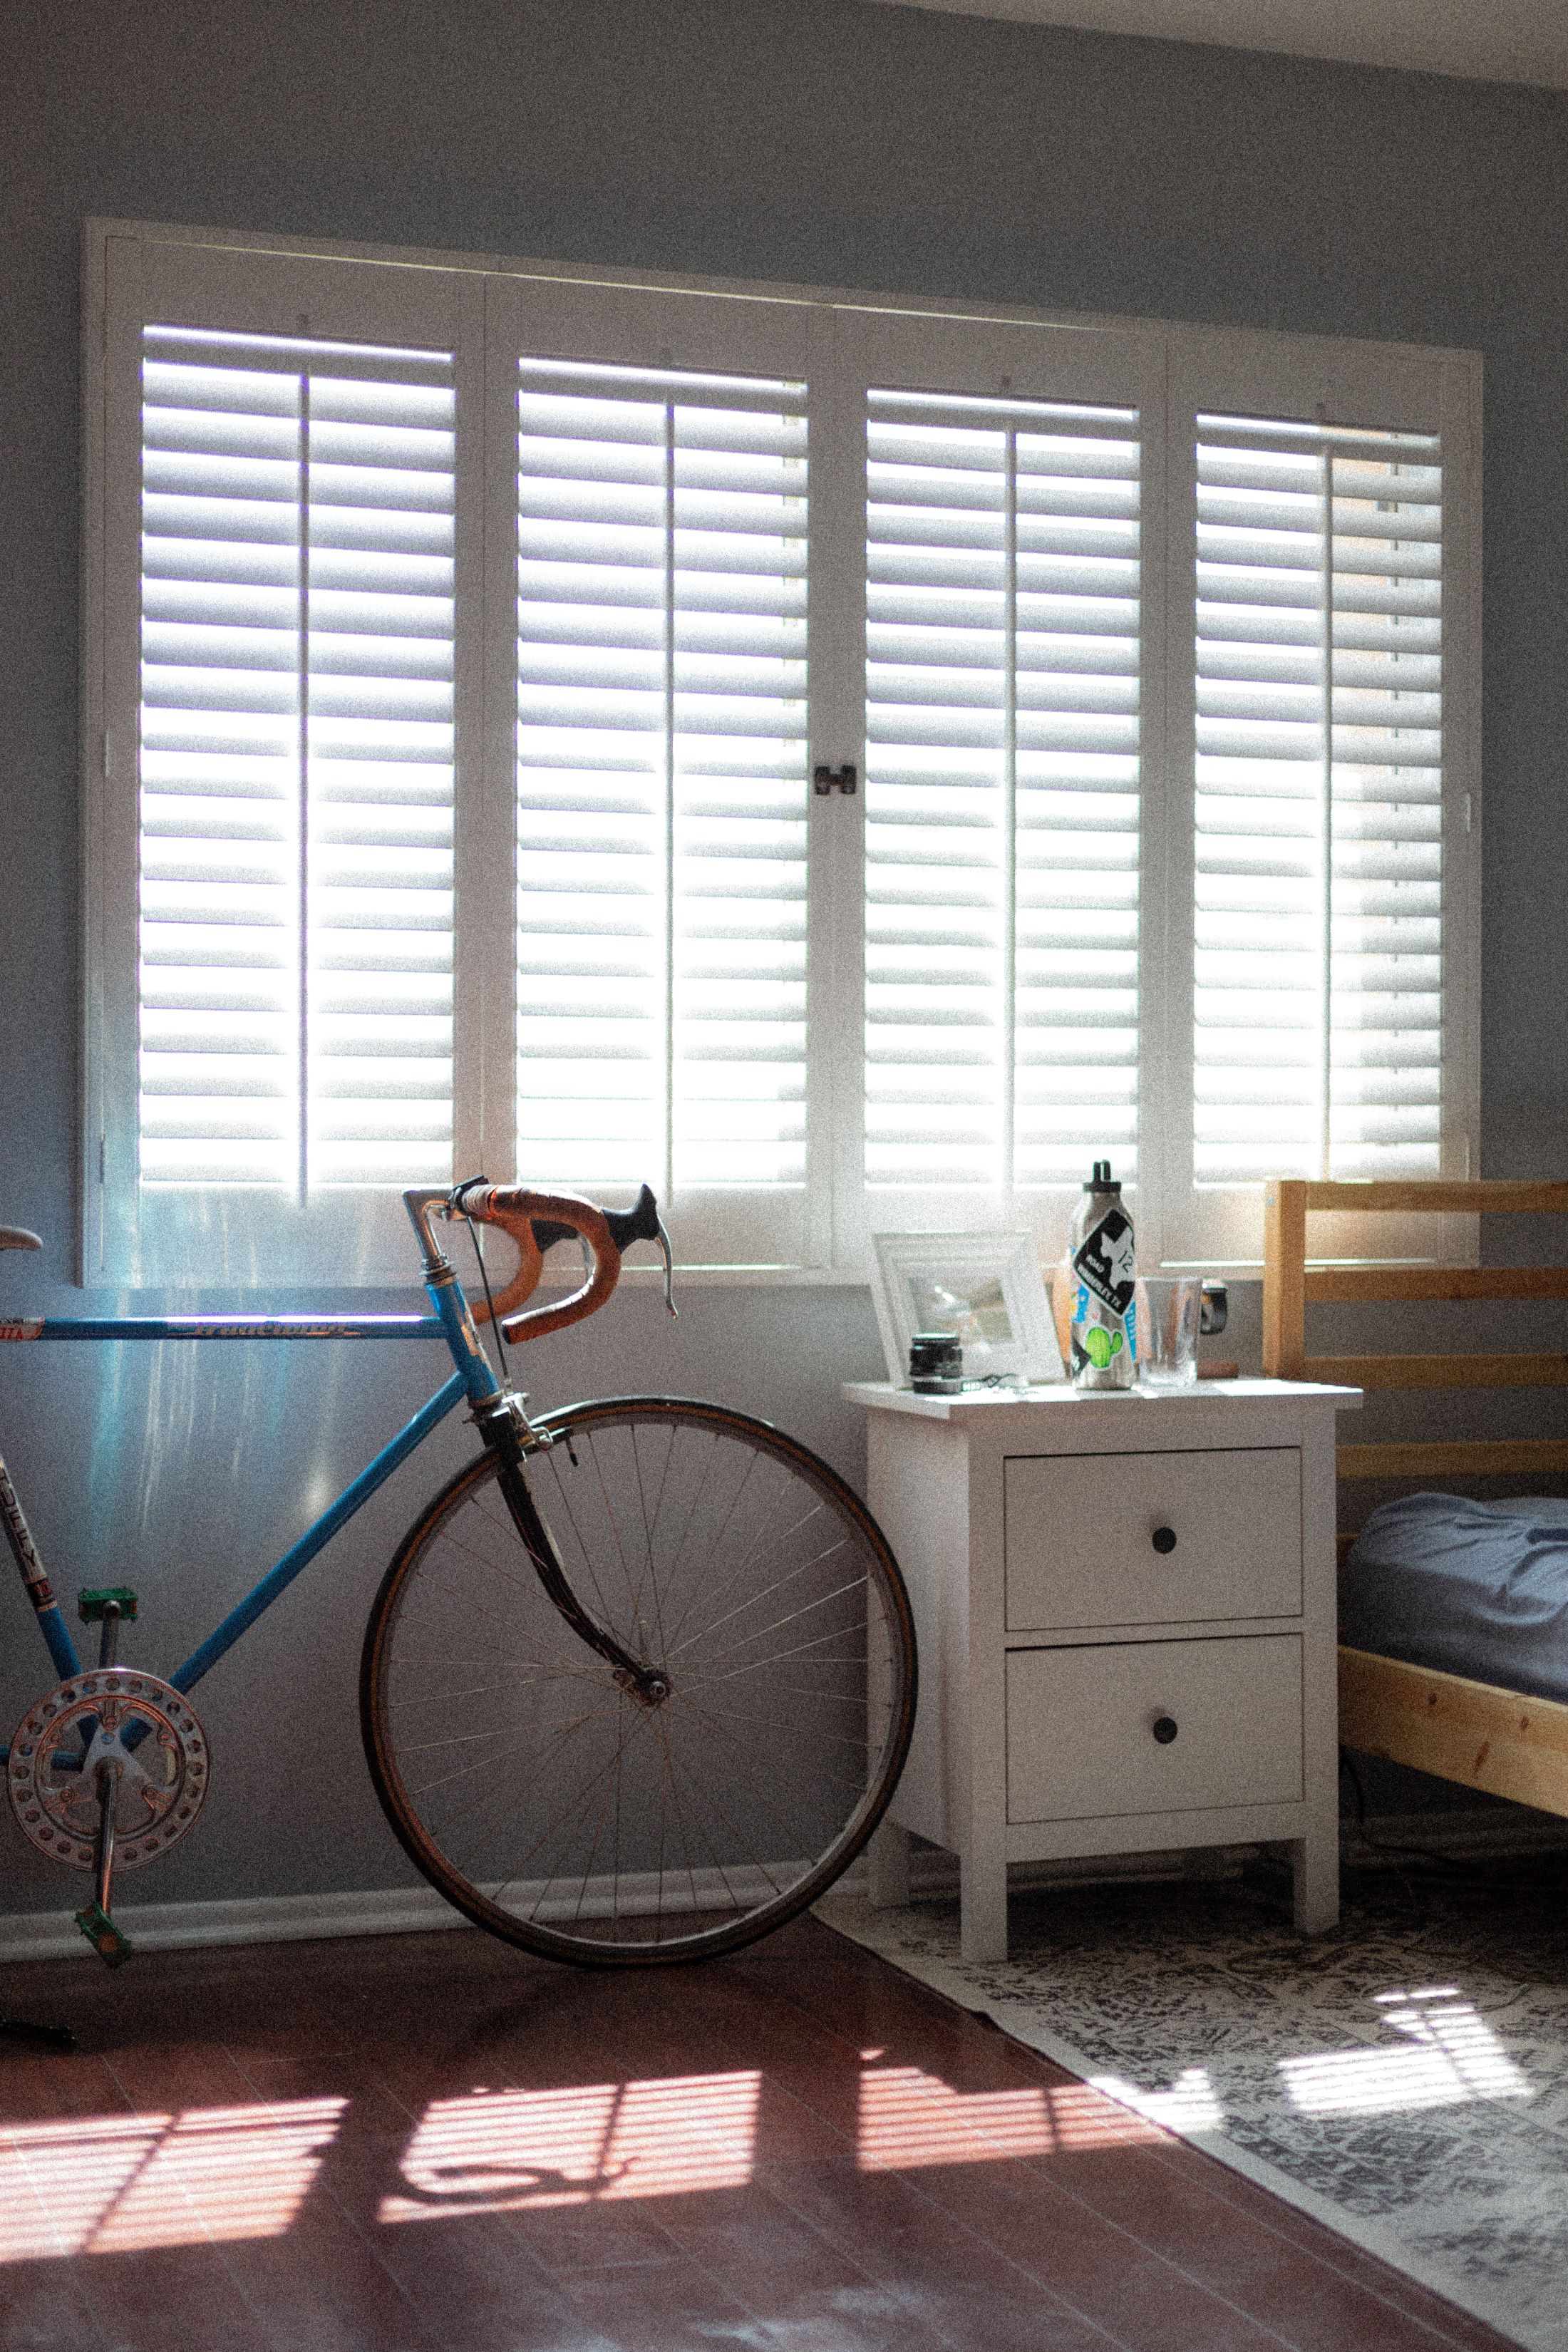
top-left (820, 1855), bottom-right (1568, 2352)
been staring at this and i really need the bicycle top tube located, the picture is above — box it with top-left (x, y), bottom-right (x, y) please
top-left (2, 1314), bottom-right (446, 1342)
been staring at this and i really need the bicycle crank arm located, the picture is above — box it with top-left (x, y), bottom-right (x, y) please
top-left (75, 1760), bottom-right (132, 1967)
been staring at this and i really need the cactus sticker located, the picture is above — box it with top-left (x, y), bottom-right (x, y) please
top-left (1081, 1324), bottom-right (1125, 1369)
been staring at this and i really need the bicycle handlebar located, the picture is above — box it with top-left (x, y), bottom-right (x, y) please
top-left (453, 1181), bottom-right (674, 1342)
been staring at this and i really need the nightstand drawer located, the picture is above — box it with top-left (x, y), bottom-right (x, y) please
top-left (1005, 1634), bottom-right (1304, 1822)
top-left (1004, 1447), bottom-right (1301, 1629)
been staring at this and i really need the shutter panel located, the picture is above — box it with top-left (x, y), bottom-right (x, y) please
top-left (138, 326), bottom-right (456, 1190)
top-left (863, 391), bottom-right (1141, 1202)
top-left (515, 361), bottom-right (808, 1198)
top-left (1193, 415), bottom-right (1444, 1185)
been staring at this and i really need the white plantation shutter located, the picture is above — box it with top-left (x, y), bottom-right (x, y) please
top-left (514, 360), bottom-right (809, 1207)
top-left (138, 326), bottom-right (456, 1192)
top-left (863, 390), bottom-right (1141, 1205)
top-left (1192, 413), bottom-right (1444, 1187)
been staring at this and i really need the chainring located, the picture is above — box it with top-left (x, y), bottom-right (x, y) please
top-left (7, 1669), bottom-right (210, 1872)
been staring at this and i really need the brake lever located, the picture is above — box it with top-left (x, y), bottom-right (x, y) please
top-left (655, 1215), bottom-right (678, 1317)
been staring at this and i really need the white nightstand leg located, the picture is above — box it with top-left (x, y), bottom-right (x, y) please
top-left (867, 1820), bottom-right (911, 1909)
top-left (959, 1850), bottom-right (1009, 1963)
top-left (1289, 1835), bottom-right (1339, 1932)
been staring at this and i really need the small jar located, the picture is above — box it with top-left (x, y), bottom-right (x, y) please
top-left (909, 1332), bottom-right (964, 1394)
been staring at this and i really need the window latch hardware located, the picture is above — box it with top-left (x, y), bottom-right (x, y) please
top-left (813, 763), bottom-right (857, 797)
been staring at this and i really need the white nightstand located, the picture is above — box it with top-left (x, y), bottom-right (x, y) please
top-left (842, 1378), bottom-right (1362, 1962)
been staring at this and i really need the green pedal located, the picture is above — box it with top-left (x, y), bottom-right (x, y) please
top-left (78, 1587), bottom-right (138, 1624)
top-left (75, 1904), bottom-right (133, 1967)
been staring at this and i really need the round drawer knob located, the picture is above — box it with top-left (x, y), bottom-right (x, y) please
top-left (1151, 1716), bottom-right (1179, 1745)
top-left (1150, 1525), bottom-right (1177, 1555)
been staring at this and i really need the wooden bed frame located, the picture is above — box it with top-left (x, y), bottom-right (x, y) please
top-left (1262, 1178), bottom-right (1568, 1818)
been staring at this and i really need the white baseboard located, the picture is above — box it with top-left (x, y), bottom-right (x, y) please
top-left (4, 1809), bottom-right (1563, 1968)
top-left (0, 1882), bottom-right (470, 1966)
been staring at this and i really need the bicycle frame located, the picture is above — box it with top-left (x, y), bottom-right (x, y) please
top-left (0, 1190), bottom-right (505, 1755)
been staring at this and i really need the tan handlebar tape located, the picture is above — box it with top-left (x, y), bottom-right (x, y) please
top-left (461, 1187), bottom-right (621, 1343)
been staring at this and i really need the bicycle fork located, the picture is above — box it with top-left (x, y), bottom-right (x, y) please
top-left (474, 1412), bottom-right (671, 1709)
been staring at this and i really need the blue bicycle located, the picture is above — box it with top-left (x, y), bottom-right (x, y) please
top-left (0, 1183), bottom-right (915, 1969)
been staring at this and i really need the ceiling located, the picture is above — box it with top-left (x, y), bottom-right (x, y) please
top-left (862, 0), bottom-right (1568, 90)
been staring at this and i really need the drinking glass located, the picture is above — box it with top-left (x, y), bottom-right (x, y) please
top-left (1138, 1275), bottom-right (1202, 1389)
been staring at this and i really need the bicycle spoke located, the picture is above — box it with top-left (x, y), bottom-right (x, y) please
top-left (673, 1691), bottom-right (853, 1883)
top-left (383, 1615), bottom-right (602, 1678)
top-left (661, 1456), bottom-right (803, 1654)
top-left (627, 1418), bottom-right (674, 1665)
top-left (390, 1668), bottom-right (608, 1708)
top-left (664, 1736), bottom-right (796, 1902)
top-left (570, 1718), bottom-right (634, 1927)
top-left (689, 1696), bottom-right (871, 1757)
top-left (444, 1703), bottom-right (620, 1882)
top-left (682, 1576), bottom-right (872, 1671)
top-left (396, 1724), bottom-right (540, 1757)
top-left (657, 1430), bottom-right (763, 1651)
top-left (667, 1529), bottom-right (853, 1658)
top-left (489, 1701), bottom-right (649, 1909)
top-left (586, 1430), bottom-right (650, 1656)
top-left (416, 1694), bottom-right (615, 1815)
top-left (661, 1730), bottom-right (756, 1919)
top-left (423, 1517), bottom-right (558, 1607)
top-left (655, 1716), bottom-right (709, 1932)
top-left (679, 1678), bottom-right (872, 1708)
top-left (686, 1648), bottom-right (870, 1691)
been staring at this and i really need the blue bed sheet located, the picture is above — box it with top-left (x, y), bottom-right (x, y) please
top-left (1343, 1492), bottom-right (1568, 1705)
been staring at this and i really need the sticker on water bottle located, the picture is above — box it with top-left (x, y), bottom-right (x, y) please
top-left (1073, 1207), bottom-right (1136, 1314)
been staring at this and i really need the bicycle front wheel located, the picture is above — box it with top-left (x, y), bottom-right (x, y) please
top-left (360, 1396), bottom-right (916, 1966)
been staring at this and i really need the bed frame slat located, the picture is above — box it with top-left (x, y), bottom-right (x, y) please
top-left (1306, 1351), bottom-right (1568, 1390)
top-left (1307, 1266), bottom-right (1568, 1302)
top-left (1298, 1180), bottom-right (1568, 1214)
top-left (1339, 1438), bottom-right (1568, 1479)
top-left (1341, 1647), bottom-right (1568, 1815)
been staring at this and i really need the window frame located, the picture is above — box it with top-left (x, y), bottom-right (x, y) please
top-left (81, 217), bottom-right (1482, 1289)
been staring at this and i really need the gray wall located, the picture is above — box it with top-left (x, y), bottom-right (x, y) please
top-left (2, 0), bottom-right (1564, 1914)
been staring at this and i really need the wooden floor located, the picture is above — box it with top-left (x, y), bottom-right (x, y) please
top-left (0, 1914), bottom-right (1515, 2352)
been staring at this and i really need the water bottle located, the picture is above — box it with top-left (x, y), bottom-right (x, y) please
top-left (1068, 1160), bottom-right (1136, 1391)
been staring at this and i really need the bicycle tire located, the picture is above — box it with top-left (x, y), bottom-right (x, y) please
top-left (359, 1396), bottom-right (916, 1966)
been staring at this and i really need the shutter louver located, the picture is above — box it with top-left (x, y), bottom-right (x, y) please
top-left (1193, 415), bottom-right (1443, 1185)
top-left (515, 361), bottom-right (808, 1197)
top-left (864, 392), bottom-right (1141, 1199)
top-left (138, 326), bottom-right (456, 1191)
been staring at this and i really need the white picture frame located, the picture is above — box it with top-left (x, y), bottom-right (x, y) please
top-left (870, 1231), bottom-right (1065, 1388)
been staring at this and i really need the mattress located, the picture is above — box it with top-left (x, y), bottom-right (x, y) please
top-left (1343, 1492), bottom-right (1568, 1706)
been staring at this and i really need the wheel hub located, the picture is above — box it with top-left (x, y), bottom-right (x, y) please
top-left (614, 1664), bottom-right (671, 1708)
top-left (7, 1670), bottom-right (210, 1872)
